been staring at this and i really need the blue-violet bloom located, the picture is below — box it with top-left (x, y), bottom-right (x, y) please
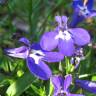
top-left (52, 74), bottom-right (84, 96)
top-left (6, 37), bottom-right (64, 80)
top-left (75, 79), bottom-right (96, 94)
top-left (70, 47), bottom-right (85, 69)
top-left (40, 16), bottom-right (90, 56)
top-left (70, 0), bottom-right (96, 27)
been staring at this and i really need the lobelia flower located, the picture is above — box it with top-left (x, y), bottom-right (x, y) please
top-left (40, 16), bottom-right (90, 56)
top-left (70, 47), bottom-right (85, 69)
top-left (51, 74), bottom-right (84, 96)
top-left (6, 37), bottom-right (64, 80)
top-left (70, 0), bottom-right (96, 27)
top-left (75, 79), bottom-right (96, 94)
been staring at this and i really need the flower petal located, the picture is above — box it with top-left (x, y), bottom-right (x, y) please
top-left (72, 0), bottom-right (93, 10)
top-left (55, 16), bottom-right (62, 27)
top-left (89, 11), bottom-right (96, 18)
top-left (69, 11), bottom-right (84, 27)
top-left (69, 28), bottom-right (90, 46)
top-left (68, 93), bottom-right (85, 96)
top-left (64, 74), bottom-right (72, 91)
top-left (58, 39), bottom-right (75, 56)
top-left (6, 46), bottom-right (29, 59)
top-left (75, 79), bottom-right (96, 94)
top-left (31, 43), bottom-right (42, 50)
top-left (40, 31), bottom-right (58, 51)
top-left (27, 57), bottom-right (52, 80)
top-left (51, 75), bottom-right (64, 95)
top-left (43, 52), bottom-right (64, 62)
top-left (72, 0), bottom-right (83, 9)
top-left (87, 0), bottom-right (94, 10)
top-left (19, 37), bottom-right (30, 46)
top-left (62, 16), bottom-right (68, 24)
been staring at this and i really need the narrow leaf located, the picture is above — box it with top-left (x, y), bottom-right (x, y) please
top-left (6, 71), bottom-right (36, 96)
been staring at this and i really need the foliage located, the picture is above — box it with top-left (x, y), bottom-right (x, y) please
top-left (0, 0), bottom-right (96, 96)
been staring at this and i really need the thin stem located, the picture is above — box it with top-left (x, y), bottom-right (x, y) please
top-left (28, 0), bottom-right (32, 39)
top-left (79, 73), bottom-right (96, 79)
top-left (59, 61), bottom-right (63, 72)
top-left (65, 57), bottom-right (70, 74)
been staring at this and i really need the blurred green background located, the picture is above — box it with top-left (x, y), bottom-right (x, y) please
top-left (0, 0), bottom-right (96, 96)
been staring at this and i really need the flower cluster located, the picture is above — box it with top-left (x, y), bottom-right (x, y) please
top-left (5, 0), bottom-right (96, 95)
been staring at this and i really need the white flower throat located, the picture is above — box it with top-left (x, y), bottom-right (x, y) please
top-left (78, 5), bottom-right (90, 16)
top-left (57, 87), bottom-right (67, 96)
top-left (55, 30), bottom-right (71, 41)
top-left (29, 50), bottom-right (45, 64)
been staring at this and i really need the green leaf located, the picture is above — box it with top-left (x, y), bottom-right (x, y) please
top-left (92, 75), bottom-right (96, 81)
top-left (48, 80), bottom-right (54, 96)
top-left (6, 71), bottom-right (36, 96)
top-left (31, 84), bottom-right (40, 95)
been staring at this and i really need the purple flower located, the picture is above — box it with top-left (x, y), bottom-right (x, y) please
top-left (52, 74), bottom-right (84, 96)
top-left (40, 16), bottom-right (90, 56)
top-left (70, 0), bottom-right (96, 27)
top-left (6, 37), bottom-right (64, 80)
top-left (70, 48), bottom-right (85, 69)
top-left (75, 79), bottom-right (96, 94)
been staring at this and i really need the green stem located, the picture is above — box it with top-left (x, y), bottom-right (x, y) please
top-left (79, 73), bottom-right (96, 79)
top-left (65, 57), bottom-right (70, 74)
top-left (28, 0), bottom-right (32, 39)
top-left (7, 3), bottom-right (15, 34)
top-left (59, 61), bottom-right (63, 72)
